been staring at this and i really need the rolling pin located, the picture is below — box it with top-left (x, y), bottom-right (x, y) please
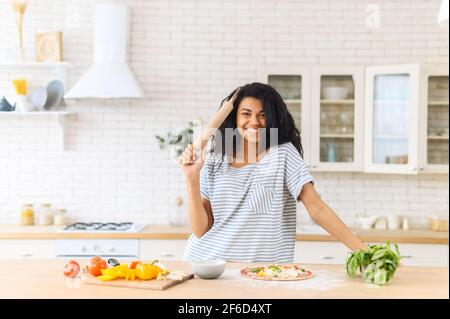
top-left (181, 89), bottom-right (239, 165)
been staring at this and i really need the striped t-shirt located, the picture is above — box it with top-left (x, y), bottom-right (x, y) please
top-left (182, 142), bottom-right (314, 263)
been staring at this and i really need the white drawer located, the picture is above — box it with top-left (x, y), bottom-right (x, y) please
top-left (295, 241), bottom-right (449, 267)
top-left (0, 240), bottom-right (55, 259)
top-left (390, 243), bottom-right (448, 267)
top-left (294, 241), bottom-right (350, 264)
top-left (139, 240), bottom-right (187, 261)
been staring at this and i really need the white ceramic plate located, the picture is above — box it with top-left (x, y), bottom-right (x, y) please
top-left (44, 80), bottom-right (64, 110)
top-left (30, 86), bottom-right (47, 110)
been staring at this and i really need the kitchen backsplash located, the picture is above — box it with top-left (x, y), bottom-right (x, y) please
top-left (0, 0), bottom-right (448, 228)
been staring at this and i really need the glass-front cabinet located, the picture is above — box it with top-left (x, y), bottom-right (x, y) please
top-left (310, 66), bottom-right (364, 171)
top-left (260, 64), bottom-right (448, 174)
top-left (364, 64), bottom-right (421, 174)
top-left (420, 67), bottom-right (449, 173)
top-left (259, 66), bottom-right (312, 166)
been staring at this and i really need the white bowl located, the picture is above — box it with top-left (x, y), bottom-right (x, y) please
top-left (322, 86), bottom-right (349, 100)
top-left (191, 260), bottom-right (226, 279)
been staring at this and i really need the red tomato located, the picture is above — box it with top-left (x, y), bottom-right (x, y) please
top-left (63, 260), bottom-right (80, 278)
top-left (88, 256), bottom-right (108, 277)
top-left (130, 261), bottom-right (141, 269)
top-left (90, 256), bottom-right (106, 265)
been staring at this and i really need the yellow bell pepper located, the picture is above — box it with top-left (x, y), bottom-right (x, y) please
top-left (98, 264), bottom-right (135, 281)
top-left (96, 261), bottom-right (165, 281)
top-left (98, 273), bottom-right (118, 281)
top-left (125, 270), bottom-right (136, 281)
top-left (135, 263), bottom-right (162, 280)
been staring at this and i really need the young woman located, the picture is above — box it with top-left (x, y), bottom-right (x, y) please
top-left (179, 82), bottom-right (366, 263)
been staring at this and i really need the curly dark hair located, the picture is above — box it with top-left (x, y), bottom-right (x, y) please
top-left (209, 82), bottom-right (303, 162)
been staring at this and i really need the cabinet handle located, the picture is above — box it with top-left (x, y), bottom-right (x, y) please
top-left (401, 255), bottom-right (413, 259)
top-left (320, 256), bottom-right (334, 260)
top-left (419, 166), bottom-right (424, 171)
top-left (19, 253), bottom-right (33, 257)
top-left (159, 253), bottom-right (175, 258)
top-left (410, 166), bottom-right (417, 171)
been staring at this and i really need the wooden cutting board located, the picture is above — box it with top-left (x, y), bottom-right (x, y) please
top-left (82, 272), bottom-right (194, 290)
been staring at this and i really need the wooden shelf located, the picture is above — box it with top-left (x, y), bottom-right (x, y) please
top-left (428, 135), bottom-right (449, 140)
top-left (0, 111), bottom-right (76, 150)
top-left (284, 99), bottom-right (301, 104)
top-left (428, 101), bottom-right (449, 106)
top-left (320, 99), bottom-right (354, 104)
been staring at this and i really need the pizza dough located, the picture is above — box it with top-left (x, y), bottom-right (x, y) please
top-left (240, 264), bottom-right (313, 281)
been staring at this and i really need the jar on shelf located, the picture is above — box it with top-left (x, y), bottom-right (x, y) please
top-left (53, 209), bottom-right (67, 226)
top-left (20, 204), bottom-right (35, 226)
top-left (38, 203), bottom-right (54, 226)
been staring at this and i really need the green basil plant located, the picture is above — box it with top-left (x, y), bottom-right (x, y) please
top-left (346, 241), bottom-right (402, 285)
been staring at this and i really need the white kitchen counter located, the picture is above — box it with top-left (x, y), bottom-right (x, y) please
top-left (0, 224), bottom-right (447, 244)
top-left (0, 259), bottom-right (447, 299)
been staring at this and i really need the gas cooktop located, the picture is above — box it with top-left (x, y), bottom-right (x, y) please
top-left (61, 222), bottom-right (146, 233)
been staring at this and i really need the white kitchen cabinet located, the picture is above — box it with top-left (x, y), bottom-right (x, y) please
top-left (364, 63), bottom-right (449, 174)
top-left (364, 64), bottom-right (421, 174)
top-left (393, 243), bottom-right (449, 267)
top-left (310, 66), bottom-right (365, 172)
top-left (294, 241), bottom-right (449, 267)
top-left (260, 65), bottom-right (364, 172)
top-left (294, 241), bottom-right (350, 265)
top-left (139, 239), bottom-right (187, 261)
top-left (419, 66), bottom-right (449, 174)
top-left (0, 239), bottom-right (55, 259)
top-left (261, 63), bottom-right (449, 174)
top-left (258, 66), bottom-right (312, 167)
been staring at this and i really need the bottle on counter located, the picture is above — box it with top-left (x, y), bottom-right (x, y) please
top-left (387, 213), bottom-right (401, 230)
top-left (20, 204), bottom-right (35, 226)
top-left (38, 203), bottom-right (54, 226)
top-left (53, 209), bottom-right (67, 226)
top-left (402, 217), bottom-right (410, 230)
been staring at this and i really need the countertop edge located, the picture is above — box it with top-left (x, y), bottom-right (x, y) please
top-left (0, 233), bottom-right (448, 244)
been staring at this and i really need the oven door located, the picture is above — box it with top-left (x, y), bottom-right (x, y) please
top-left (55, 239), bottom-right (139, 259)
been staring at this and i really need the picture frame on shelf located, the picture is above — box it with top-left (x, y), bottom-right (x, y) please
top-left (35, 31), bottom-right (63, 62)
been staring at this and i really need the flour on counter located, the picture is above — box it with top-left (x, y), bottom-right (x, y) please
top-left (221, 268), bottom-right (346, 291)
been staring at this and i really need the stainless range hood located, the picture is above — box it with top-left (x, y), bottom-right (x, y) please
top-left (65, 3), bottom-right (144, 99)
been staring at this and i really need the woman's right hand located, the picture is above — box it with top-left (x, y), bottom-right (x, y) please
top-left (178, 144), bottom-right (205, 180)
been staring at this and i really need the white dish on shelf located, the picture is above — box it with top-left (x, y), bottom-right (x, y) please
top-left (30, 86), bottom-right (47, 110)
top-left (44, 80), bottom-right (64, 110)
top-left (322, 86), bottom-right (349, 100)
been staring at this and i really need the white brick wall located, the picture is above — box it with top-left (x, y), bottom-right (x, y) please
top-left (0, 0), bottom-right (448, 228)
